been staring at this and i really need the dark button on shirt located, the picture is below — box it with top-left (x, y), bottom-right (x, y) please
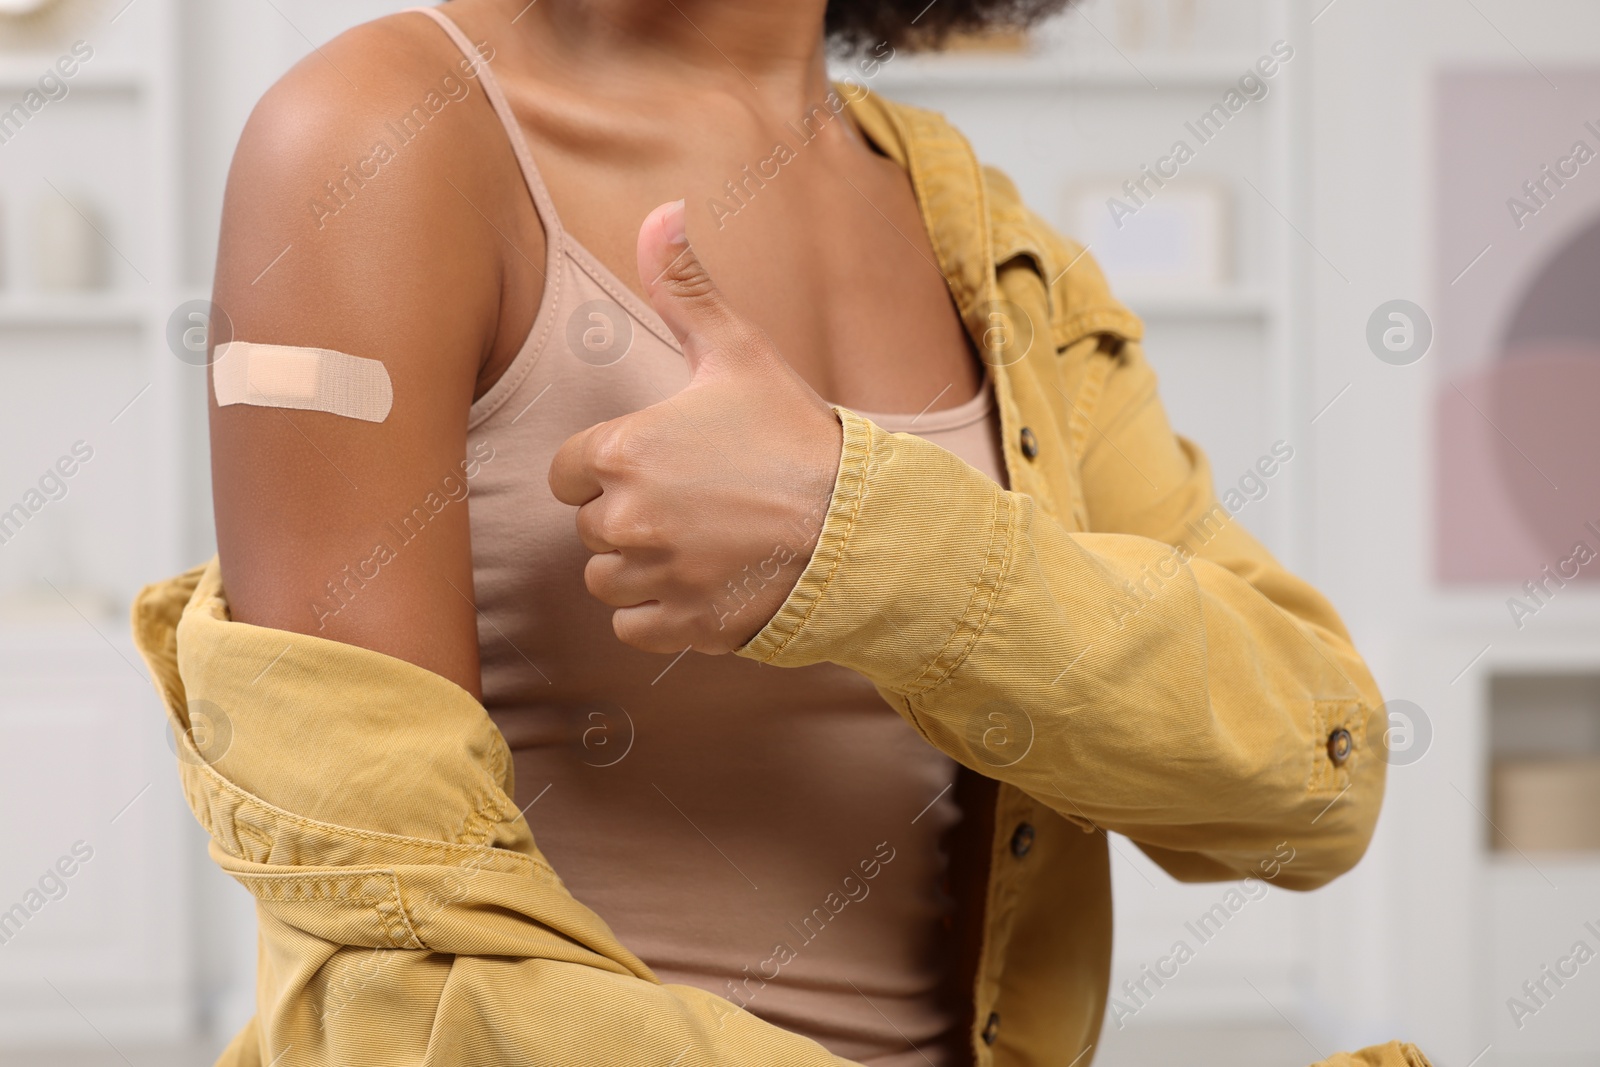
top-left (1010, 822), bottom-right (1035, 858)
top-left (1019, 426), bottom-right (1039, 460)
top-left (982, 1011), bottom-right (1001, 1045)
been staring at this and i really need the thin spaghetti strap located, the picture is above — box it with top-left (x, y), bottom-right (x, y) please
top-left (405, 4), bottom-right (680, 355)
top-left (405, 5), bottom-right (563, 243)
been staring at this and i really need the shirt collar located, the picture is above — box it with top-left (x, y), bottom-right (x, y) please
top-left (840, 84), bottom-right (1001, 344)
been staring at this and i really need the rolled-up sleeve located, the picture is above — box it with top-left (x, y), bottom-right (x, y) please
top-left (739, 338), bottom-right (1385, 891)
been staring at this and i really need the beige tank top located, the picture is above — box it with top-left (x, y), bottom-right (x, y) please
top-left (413, 9), bottom-right (1009, 1065)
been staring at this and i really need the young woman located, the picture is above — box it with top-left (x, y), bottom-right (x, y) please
top-left (190, 1), bottom-right (1393, 1063)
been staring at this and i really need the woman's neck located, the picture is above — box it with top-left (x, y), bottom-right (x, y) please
top-left (523, 0), bottom-right (836, 112)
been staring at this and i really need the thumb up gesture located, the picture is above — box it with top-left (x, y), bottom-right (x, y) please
top-left (549, 200), bottom-right (845, 654)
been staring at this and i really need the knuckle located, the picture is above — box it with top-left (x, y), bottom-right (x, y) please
top-left (574, 509), bottom-right (594, 544)
top-left (597, 500), bottom-right (659, 548)
top-left (596, 510), bottom-right (629, 548)
top-left (661, 252), bottom-right (718, 303)
top-left (589, 422), bottom-right (640, 476)
top-left (583, 553), bottom-right (619, 600)
top-left (689, 619), bottom-right (731, 656)
top-left (575, 504), bottom-right (607, 547)
top-left (660, 259), bottom-right (752, 342)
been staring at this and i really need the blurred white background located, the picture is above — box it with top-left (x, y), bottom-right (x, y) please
top-left (3, 0), bottom-right (1600, 1064)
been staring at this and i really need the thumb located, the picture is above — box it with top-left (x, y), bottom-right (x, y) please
top-left (636, 199), bottom-right (751, 373)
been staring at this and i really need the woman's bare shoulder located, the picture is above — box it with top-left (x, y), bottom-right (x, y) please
top-left (223, 9), bottom-right (524, 268)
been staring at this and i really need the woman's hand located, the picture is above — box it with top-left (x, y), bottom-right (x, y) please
top-left (549, 200), bottom-right (845, 654)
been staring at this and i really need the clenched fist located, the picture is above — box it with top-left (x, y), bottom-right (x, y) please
top-left (548, 200), bottom-right (845, 654)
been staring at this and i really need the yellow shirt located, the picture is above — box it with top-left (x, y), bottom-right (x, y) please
top-left (132, 87), bottom-right (1430, 1067)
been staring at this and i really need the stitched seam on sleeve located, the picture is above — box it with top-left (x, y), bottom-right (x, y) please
top-left (378, 873), bottom-right (424, 948)
top-left (745, 408), bottom-right (874, 663)
top-left (232, 870), bottom-right (421, 948)
top-left (182, 758), bottom-right (554, 878)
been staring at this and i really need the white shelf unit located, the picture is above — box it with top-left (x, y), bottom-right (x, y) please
top-left (847, 0), bottom-right (1324, 1044)
top-left (0, 293), bottom-right (144, 327)
top-left (1121, 286), bottom-right (1276, 321)
top-left (0, 61), bottom-right (146, 94)
top-left (869, 52), bottom-right (1284, 92)
top-left (0, 0), bottom-right (198, 1051)
top-left (1384, 621), bottom-right (1600, 1066)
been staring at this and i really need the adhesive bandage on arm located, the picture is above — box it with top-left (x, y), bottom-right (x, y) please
top-left (212, 342), bottom-right (394, 423)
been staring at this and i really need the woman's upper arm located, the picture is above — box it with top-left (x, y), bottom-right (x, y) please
top-left (208, 17), bottom-right (534, 699)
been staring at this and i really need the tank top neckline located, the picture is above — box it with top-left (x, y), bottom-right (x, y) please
top-left (406, 5), bottom-right (989, 428)
top-left (850, 369), bottom-right (995, 433)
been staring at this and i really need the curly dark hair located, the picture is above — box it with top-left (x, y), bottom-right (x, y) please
top-left (825, 0), bottom-right (1076, 52)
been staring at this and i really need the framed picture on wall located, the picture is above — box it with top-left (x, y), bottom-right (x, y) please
top-left (1435, 69), bottom-right (1600, 586)
top-left (1063, 177), bottom-right (1232, 292)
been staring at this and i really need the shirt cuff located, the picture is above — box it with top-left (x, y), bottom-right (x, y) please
top-left (736, 405), bottom-right (1017, 694)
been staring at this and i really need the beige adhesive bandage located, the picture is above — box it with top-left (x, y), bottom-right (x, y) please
top-left (212, 342), bottom-right (393, 423)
